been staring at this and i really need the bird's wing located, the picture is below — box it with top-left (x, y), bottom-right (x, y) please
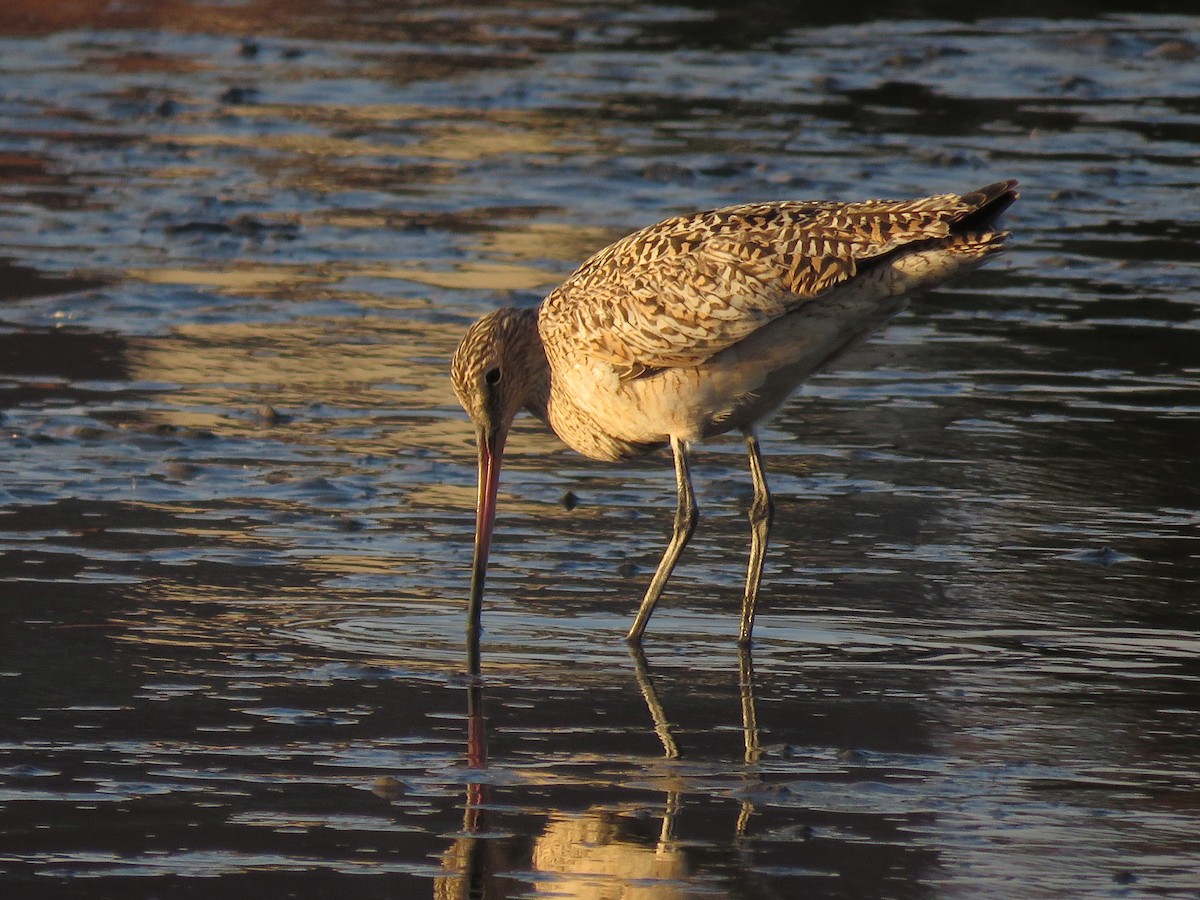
top-left (539, 185), bottom-right (1012, 377)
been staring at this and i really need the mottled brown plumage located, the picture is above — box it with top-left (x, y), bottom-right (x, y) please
top-left (452, 180), bottom-right (1018, 646)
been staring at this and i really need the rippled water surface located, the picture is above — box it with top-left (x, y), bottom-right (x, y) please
top-left (2, 2), bottom-right (1199, 897)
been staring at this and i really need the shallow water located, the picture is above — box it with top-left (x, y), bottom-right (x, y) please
top-left (2, 1), bottom-right (1199, 897)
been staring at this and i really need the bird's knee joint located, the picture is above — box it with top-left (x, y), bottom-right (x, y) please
top-left (749, 497), bottom-right (774, 527)
top-left (676, 502), bottom-right (698, 536)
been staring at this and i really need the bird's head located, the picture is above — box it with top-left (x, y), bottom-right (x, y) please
top-left (450, 306), bottom-right (545, 650)
top-left (451, 306), bottom-right (543, 449)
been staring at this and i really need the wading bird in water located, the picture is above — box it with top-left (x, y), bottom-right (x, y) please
top-left (452, 181), bottom-right (1018, 648)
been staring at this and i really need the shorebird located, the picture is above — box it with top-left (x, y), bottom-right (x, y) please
top-left (452, 180), bottom-right (1018, 646)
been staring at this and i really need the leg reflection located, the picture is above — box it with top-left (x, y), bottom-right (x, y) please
top-left (737, 643), bottom-right (761, 840)
top-left (739, 642), bottom-right (761, 764)
top-left (629, 643), bottom-right (680, 760)
top-left (431, 641), bottom-right (767, 897)
top-left (629, 643), bottom-right (763, 844)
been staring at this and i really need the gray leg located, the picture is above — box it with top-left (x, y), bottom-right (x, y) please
top-left (739, 431), bottom-right (774, 645)
top-left (627, 436), bottom-right (697, 643)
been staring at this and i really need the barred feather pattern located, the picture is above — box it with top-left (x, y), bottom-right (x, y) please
top-left (539, 182), bottom-right (1015, 380)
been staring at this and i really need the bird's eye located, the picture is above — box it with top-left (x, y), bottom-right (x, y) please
top-left (484, 367), bottom-right (501, 385)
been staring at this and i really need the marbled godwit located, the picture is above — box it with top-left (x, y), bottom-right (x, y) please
top-left (452, 180), bottom-right (1018, 646)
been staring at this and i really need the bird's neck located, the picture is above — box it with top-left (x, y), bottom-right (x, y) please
top-left (512, 306), bottom-right (552, 426)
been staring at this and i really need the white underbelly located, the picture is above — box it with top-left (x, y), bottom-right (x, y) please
top-left (552, 299), bottom-right (910, 450)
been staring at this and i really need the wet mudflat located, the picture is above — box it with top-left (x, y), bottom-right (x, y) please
top-left (1, 1), bottom-right (1199, 897)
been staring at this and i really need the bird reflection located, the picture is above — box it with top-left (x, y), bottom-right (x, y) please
top-left (628, 644), bottom-right (680, 760)
top-left (433, 631), bottom-right (523, 900)
top-left (631, 644), bottom-right (762, 842)
top-left (628, 644), bottom-right (761, 764)
top-left (433, 639), bottom-right (764, 899)
top-left (736, 645), bottom-right (761, 839)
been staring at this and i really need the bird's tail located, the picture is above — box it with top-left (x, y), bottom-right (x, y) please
top-left (887, 180), bottom-right (1018, 286)
top-left (957, 180), bottom-right (1021, 231)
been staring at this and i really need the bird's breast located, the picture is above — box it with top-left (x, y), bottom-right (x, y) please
top-left (545, 356), bottom-right (758, 459)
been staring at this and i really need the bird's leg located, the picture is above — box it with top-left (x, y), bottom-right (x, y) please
top-left (739, 431), bottom-right (774, 645)
top-left (627, 436), bottom-right (697, 643)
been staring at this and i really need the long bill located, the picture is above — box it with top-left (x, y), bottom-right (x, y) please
top-left (467, 426), bottom-right (505, 670)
